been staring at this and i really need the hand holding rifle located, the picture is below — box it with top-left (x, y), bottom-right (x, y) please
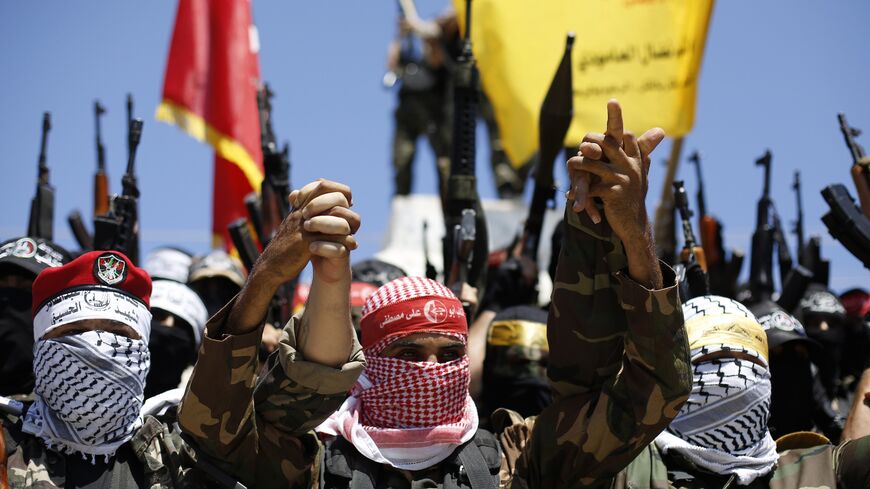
top-left (566, 100), bottom-right (665, 288)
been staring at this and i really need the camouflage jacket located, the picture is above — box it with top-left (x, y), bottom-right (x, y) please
top-left (611, 435), bottom-right (870, 488)
top-left (181, 205), bottom-right (690, 489)
top-left (177, 311), bottom-right (366, 489)
top-left (3, 409), bottom-right (204, 488)
top-left (498, 208), bottom-right (691, 489)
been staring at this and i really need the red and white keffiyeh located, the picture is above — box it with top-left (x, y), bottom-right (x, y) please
top-left (318, 277), bottom-right (478, 470)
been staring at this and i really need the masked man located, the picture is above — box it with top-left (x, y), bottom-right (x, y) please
top-left (145, 278), bottom-right (208, 399)
top-left (179, 101), bottom-right (693, 488)
top-left (0, 236), bottom-right (71, 397)
top-left (613, 295), bottom-right (870, 487)
top-left (3, 250), bottom-right (180, 486)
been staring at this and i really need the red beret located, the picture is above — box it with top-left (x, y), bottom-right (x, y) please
top-left (32, 250), bottom-right (152, 316)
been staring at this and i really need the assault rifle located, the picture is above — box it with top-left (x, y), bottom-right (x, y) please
top-left (688, 151), bottom-right (742, 298)
top-left (520, 32), bottom-right (574, 263)
top-left (443, 0), bottom-right (488, 304)
top-left (257, 83), bottom-right (292, 241)
top-left (27, 112), bottom-right (54, 240)
top-left (93, 118), bottom-right (143, 263)
top-left (94, 100), bottom-right (109, 217)
top-left (254, 83), bottom-right (295, 325)
top-left (838, 112), bottom-right (870, 217)
top-left (821, 113), bottom-right (870, 268)
top-left (673, 181), bottom-right (709, 300)
top-left (748, 150), bottom-right (775, 301)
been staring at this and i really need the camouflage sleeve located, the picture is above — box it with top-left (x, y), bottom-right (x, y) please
top-left (511, 207), bottom-right (691, 489)
top-left (835, 435), bottom-right (870, 489)
top-left (178, 299), bottom-right (365, 489)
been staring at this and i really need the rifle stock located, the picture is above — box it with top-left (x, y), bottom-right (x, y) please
top-left (94, 100), bottom-right (109, 217)
top-left (67, 211), bottom-right (94, 251)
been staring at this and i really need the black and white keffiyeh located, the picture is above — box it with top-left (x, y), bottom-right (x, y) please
top-left (655, 295), bottom-right (779, 485)
top-left (23, 330), bottom-right (150, 461)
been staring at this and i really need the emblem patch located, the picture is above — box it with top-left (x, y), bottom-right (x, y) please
top-left (424, 299), bottom-right (448, 323)
top-left (94, 253), bottom-right (127, 285)
top-left (12, 238), bottom-right (37, 258)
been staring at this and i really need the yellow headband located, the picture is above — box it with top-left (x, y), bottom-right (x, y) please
top-left (487, 319), bottom-right (549, 351)
top-left (685, 314), bottom-right (769, 362)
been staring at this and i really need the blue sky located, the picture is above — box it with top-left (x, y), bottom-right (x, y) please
top-left (1, 1), bottom-right (868, 291)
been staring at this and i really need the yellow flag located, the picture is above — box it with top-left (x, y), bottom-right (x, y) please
top-left (455, 0), bottom-right (714, 167)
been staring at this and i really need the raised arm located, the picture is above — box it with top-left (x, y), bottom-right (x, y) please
top-left (178, 179), bottom-right (364, 488)
top-left (516, 101), bottom-right (691, 488)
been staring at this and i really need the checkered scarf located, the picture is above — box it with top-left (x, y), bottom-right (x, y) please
top-left (655, 296), bottom-right (778, 485)
top-left (22, 330), bottom-right (150, 462)
top-left (318, 277), bottom-right (477, 470)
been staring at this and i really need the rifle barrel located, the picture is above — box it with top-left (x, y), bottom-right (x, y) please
top-left (688, 150), bottom-right (706, 218)
top-left (38, 112), bottom-right (51, 174)
top-left (126, 119), bottom-right (143, 176)
top-left (95, 100), bottom-right (106, 170)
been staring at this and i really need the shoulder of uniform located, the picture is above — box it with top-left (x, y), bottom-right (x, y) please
top-left (775, 431), bottom-right (832, 452)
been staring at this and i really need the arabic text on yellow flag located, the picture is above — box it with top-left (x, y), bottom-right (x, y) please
top-left (455, 0), bottom-right (714, 167)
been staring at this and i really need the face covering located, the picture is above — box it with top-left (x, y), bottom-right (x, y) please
top-left (655, 354), bottom-right (779, 485)
top-left (768, 351), bottom-right (815, 439)
top-left (805, 326), bottom-right (845, 398)
top-left (23, 330), bottom-right (150, 461)
top-left (481, 375), bottom-right (552, 419)
top-left (0, 287), bottom-right (35, 395)
top-left (145, 321), bottom-right (196, 398)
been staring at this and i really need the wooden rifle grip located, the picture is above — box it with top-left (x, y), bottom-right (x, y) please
top-left (680, 246), bottom-right (708, 273)
top-left (94, 173), bottom-right (109, 216)
top-left (699, 217), bottom-right (721, 266)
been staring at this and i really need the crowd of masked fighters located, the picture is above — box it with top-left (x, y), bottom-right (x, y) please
top-left (1, 95), bottom-right (870, 489)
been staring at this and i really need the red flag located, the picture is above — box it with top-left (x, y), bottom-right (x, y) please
top-left (157, 0), bottom-right (264, 248)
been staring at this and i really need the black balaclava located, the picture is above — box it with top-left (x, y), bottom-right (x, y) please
top-left (768, 344), bottom-right (815, 440)
top-left (798, 285), bottom-right (847, 398)
top-left (481, 305), bottom-right (552, 419)
top-left (145, 316), bottom-right (196, 398)
top-left (0, 286), bottom-right (35, 395)
top-left (190, 277), bottom-right (240, 318)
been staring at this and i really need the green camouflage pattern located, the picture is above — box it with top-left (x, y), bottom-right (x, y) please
top-left (4, 413), bottom-right (202, 488)
top-left (177, 309), bottom-right (365, 489)
top-left (612, 435), bottom-right (870, 488)
top-left (505, 206), bottom-right (692, 489)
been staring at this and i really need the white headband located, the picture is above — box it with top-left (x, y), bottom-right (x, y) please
top-left (150, 279), bottom-right (208, 346)
top-left (33, 287), bottom-right (152, 342)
